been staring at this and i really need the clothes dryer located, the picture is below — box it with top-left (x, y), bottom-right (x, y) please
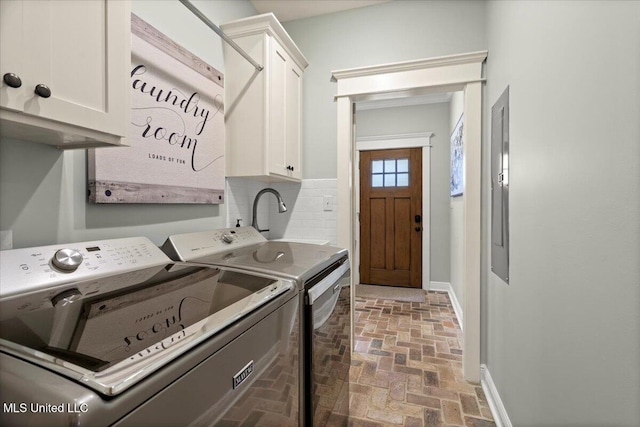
top-left (162, 227), bottom-right (351, 426)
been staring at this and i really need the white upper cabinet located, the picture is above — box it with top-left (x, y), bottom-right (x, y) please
top-left (0, 0), bottom-right (130, 148)
top-left (221, 13), bottom-right (307, 182)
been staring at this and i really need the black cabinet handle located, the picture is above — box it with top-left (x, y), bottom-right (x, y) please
top-left (3, 73), bottom-right (22, 88)
top-left (34, 84), bottom-right (51, 98)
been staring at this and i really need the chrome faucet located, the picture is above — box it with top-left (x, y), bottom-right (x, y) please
top-left (251, 188), bottom-right (287, 233)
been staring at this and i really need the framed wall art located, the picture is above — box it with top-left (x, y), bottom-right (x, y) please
top-left (88, 14), bottom-right (225, 204)
top-left (450, 113), bottom-right (464, 197)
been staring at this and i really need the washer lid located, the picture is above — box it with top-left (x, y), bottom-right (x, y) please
top-left (189, 241), bottom-right (348, 283)
top-left (0, 263), bottom-right (294, 396)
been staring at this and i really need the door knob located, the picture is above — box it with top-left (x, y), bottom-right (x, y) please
top-left (415, 226), bottom-right (422, 232)
top-left (34, 84), bottom-right (51, 98)
top-left (3, 73), bottom-right (22, 88)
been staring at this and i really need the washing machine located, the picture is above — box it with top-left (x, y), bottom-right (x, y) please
top-left (162, 226), bottom-right (351, 426)
top-left (0, 236), bottom-right (300, 426)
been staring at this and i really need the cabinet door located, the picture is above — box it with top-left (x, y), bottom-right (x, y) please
top-left (25, 0), bottom-right (128, 137)
top-left (0, 0), bottom-right (26, 112)
top-left (268, 40), bottom-right (288, 177)
top-left (0, 0), bottom-right (128, 138)
top-left (286, 62), bottom-right (302, 180)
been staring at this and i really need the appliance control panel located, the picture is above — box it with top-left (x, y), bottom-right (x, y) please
top-left (0, 237), bottom-right (171, 302)
top-left (162, 226), bottom-right (267, 261)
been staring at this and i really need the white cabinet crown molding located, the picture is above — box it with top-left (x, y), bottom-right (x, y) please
top-left (221, 13), bottom-right (308, 70)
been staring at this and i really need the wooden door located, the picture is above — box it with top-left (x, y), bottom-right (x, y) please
top-left (360, 148), bottom-right (422, 288)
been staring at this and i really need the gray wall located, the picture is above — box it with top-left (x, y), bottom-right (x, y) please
top-left (356, 103), bottom-right (452, 283)
top-left (482, 1), bottom-right (640, 425)
top-left (283, 0), bottom-right (487, 179)
top-left (0, 0), bottom-right (257, 248)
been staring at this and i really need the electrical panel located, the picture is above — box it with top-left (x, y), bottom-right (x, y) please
top-left (491, 86), bottom-right (510, 283)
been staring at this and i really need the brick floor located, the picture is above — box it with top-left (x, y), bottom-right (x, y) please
top-left (348, 291), bottom-right (496, 427)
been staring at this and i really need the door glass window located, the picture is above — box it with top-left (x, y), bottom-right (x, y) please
top-left (371, 158), bottom-right (409, 187)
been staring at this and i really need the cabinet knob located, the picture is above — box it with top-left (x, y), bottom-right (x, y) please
top-left (3, 73), bottom-right (22, 88)
top-left (34, 84), bottom-right (51, 98)
top-left (415, 226), bottom-right (422, 232)
top-left (287, 165), bottom-right (294, 172)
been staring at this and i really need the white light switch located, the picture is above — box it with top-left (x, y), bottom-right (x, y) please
top-left (323, 195), bottom-right (333, 211)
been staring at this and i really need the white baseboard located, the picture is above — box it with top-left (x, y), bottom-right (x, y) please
top-left (429, 281), bottom-right (464, 330)
top-left (480, 364), bottom-right (512, 427)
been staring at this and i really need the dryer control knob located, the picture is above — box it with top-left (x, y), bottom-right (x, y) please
top-left (52, 248), bottom-right (83, 271)
top-left (51, 288), bottom-right (82, 307)
top-left (221, 232), bottom-right (235, 244)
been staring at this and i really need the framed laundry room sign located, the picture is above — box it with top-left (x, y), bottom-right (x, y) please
top-left (88, 14), bottom-right (225, 204)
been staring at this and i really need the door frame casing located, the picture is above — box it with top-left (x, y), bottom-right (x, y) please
top-left (355, 133), bottom-right (433, 291)
top-left (332, 51), bottom-right (487, 382)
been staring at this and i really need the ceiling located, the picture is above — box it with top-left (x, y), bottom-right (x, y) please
top-left (250, 0), bottom-right (392, 22)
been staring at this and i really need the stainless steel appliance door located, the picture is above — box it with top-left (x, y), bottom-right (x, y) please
top-left (305, 268), bottom-right (350, 426)
top-left (0, 265), bottom-right (294, 397)
top-left (114, 289), bottom-right (300, 427)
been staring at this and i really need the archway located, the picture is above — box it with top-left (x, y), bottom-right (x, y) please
top-left (331, 50), bottom-right (487, 382)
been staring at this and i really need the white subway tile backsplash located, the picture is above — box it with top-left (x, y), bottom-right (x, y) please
top-left (225, 178), bottom-right (338, 246)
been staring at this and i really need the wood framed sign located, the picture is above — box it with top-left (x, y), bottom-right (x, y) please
top-left (88, 14), bottom-right (225, 203)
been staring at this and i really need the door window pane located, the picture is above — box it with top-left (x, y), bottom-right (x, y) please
top-left (384, 173), bottom-right (395, 187)
top-left (384, 160), bottom-right (396, 173)
top-left (372, 160), bottom-right (383, 173)
top-left (370, 158), bottom-right (410, 188)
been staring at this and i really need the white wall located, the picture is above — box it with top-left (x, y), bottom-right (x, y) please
top-left (283, 0), bottom-right (487, 179)
top-left (0, 0), bottom-right (257, 248)
top-left (449, 92), bottom-right (464, 303)
top-left (483, 1), bottom-right (640, 425)
top-left (356, 103), bottom-right (452, 283)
